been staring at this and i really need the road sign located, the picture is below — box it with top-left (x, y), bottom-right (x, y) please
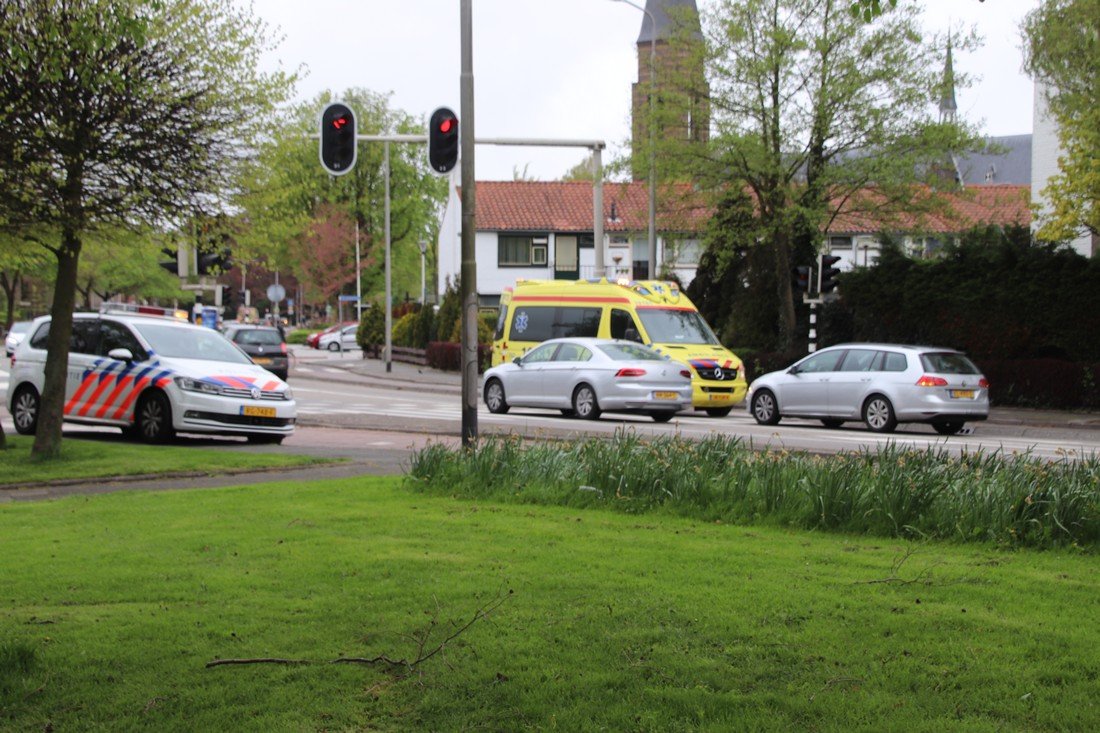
top-left (267, 284), bottom-right (286, 302)
top-left (338, 294), bottom-right (360, 302)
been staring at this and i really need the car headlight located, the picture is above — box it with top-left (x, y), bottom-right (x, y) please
top-left (282, 386), bottom-right (293, 401)
top-left (174, 376), bottom-right (223, 395)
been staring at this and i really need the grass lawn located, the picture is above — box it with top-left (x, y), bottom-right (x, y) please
top-left (0, 435), bottom-right (332, 487)
top-left (1, 476), bottom-right (1097, 731)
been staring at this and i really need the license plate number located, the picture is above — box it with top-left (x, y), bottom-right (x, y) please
top-left (950, 390), bottom-right (975, 399)
top-left (654, 391), bottom-right (679, 400)
top-left (712, 394), bottom-right (731, 402)
top-left (254, 357), bottom-right (273, 365)
top-left (241, 406), bottom-right (276, 418)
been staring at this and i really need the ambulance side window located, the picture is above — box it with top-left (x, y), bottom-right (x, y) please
top-left (494, 306), bottom-right (508, 340)
top-left (610, 309), bottom-right (641, 342)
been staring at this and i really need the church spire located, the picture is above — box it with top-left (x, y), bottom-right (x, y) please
top-left (939, 33), bottom-right (958, 123)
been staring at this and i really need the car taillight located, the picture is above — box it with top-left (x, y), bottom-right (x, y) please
top-left (615, 368), bottom-right (647, 378)
top-left (915, 375), bottom-right (949, 387)
top-left (280, 343), bottom-right (288, 354)
top-left (680, 369), bottom-right (691, 379)
top-left (979, 377), bottom-right (990, 389)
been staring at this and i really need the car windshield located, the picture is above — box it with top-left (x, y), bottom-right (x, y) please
top-left (597, 343), bottom-right (665, 361)
top-left (133, 323), bottom-right (252, 364)
top-left (635, 309), bottom-right (721, 346)
top-left (234, 329), bottom-right (283, 346)
top-left (920, 352), bottom-right (981, 375)
top-left (10, 321), bottom-right (30, 334)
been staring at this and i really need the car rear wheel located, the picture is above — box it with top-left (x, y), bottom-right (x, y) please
top-left (650, 412), bottom-right (675, 423)
top-left (135, 391), bottom-right (175, 443)
top-left (933, 421), bottom-right (964, 436)
top-left (327, 342), bottom-right (340, 352)
top-left (11, 386), bottom-right (40, 435)
top-left (484, 379), bottom-right (510, 414)
top-left (572, 384), bottom-right (601, 420)
top-left (862, 395), bottom-right (897, 433)
top-left (751, 389), bottom-right (780, 425)
top-left (821, 419), bottom-right (844, 429)
top-left (705, 407), bottom-right (733, 418)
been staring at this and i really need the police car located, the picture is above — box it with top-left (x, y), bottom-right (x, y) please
top-left (6, 304), bottom-right (296, 444)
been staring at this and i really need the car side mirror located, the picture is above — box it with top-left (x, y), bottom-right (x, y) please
top-left (787, 365), bottom-right (801, 375)
top-left (108, 348), bottom-right (134, 362)
top-left (512, 356), bottom-right (523, 366)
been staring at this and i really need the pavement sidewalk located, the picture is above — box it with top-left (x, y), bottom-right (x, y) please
top-left (292, 347), bottom-right (1100, 431)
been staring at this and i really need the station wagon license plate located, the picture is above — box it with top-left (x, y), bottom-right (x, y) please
top-left (654, 391), bottom-right (680, 400)
top-left (253, 357), bottom-right (273, 365)
top-left (241, 406), bottom-right (276, 418)
top-left (950, 389), bottom-right (975, 399)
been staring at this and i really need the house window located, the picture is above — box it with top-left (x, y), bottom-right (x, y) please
top-left (669, 238), bottom-right (702, 266)
top-left (499, 234), bottom-right (548, 267)
top-left (829, 236), bottom-right (853, 251)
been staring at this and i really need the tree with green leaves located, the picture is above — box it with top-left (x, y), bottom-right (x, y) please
top-left (0, 229), bottom-right (50, 329)
top-left (1024, 0), bottom-right (1099, 241)
top-left (661, 0), bottom-right (979, 348)
top-left (235, 89), bottom-right (447, 315)
top-left (0, 0), bottom-right (294, 458)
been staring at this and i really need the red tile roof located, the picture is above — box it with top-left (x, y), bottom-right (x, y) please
top-left (466, 181), bottom-right (1030, 235)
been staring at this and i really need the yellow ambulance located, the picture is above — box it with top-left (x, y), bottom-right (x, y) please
top-left (491, 278), bottom-right (747, 416)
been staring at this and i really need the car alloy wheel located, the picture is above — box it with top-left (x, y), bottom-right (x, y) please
top-left (751, 390), bottom-right (780, 425)
top-left (863, 395), bottom-right (897, 433)
top-left (572, 384), bottom-right (601, 420)
top-left (484, 379), bottom-right (509, 414)
top-left (327, 342), bottom-right (340, 351)
top-left (136, 391), bottom-right (175, 443)
top-left (12, 386), bottom-right (40, 435)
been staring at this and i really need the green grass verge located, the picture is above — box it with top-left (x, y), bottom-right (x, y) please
top-left (1, 477), bottom-right (1097, 730)
top-left (0, 435), bottom-right (332, 486)
top-left (409, 433), bottom-right (1100, 549)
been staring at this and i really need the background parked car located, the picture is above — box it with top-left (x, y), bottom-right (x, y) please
top-left (223, 324), bottom-right (289, 380)
top-left (5, 320), bottom-right (32, 356)
top-left (317, 324), bottom-right (359, 352)
top-left (482, 337), bottom-right (693, 422)
top-left (307, 322), bottom-right (355, 349)
top-left (746, 343), bottom-right (989, 434)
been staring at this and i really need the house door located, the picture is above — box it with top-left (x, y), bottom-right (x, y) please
top-left (554, 236), bottom-right (578, 280)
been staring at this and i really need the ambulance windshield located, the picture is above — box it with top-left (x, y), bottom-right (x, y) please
top-left (636, 309), bottom-right (721, 346)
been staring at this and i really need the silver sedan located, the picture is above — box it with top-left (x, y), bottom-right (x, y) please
top-left (483, 338), bottom-right (693, 422)
top-left (747, 343), bottom-right (990, 434)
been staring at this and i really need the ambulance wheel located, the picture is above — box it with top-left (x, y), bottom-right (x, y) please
top-left (135, 390), bottom-right (175, 443)
top-left (572, 384), bottom-right (601, 420)
top-left (484, 379), bottom-right (510, 414)
top-left (11, 385), bottom-right (40, 435)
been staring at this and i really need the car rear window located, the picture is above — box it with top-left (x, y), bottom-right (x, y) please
top-left (920, 352), bottom-right (980, 375)
top-left (234, 329), bottom-right (283, 346)
top-left (597, 343), bottom-right (665, 361)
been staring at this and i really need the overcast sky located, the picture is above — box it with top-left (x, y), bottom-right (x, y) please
top-left (251, 0), bottom-right (1039, 181)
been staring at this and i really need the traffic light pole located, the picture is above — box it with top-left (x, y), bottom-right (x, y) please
top-left (460, 0), bottom-right (477, 447)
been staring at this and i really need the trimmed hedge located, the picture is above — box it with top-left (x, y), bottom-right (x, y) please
top-left (426, 341), bottom-right (492, 373)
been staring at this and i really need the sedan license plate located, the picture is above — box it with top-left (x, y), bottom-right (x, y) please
top-left (654, 391), bottom-right (680, 400)
top-left (950, 389), bottom-right (976, 399)
top-left (241, 406), bottom-right (276, 418)
top-left (253, 357), bottom-right (273, 365)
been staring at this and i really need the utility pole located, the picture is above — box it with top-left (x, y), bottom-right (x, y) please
top-left (460, 0), bottom-right (478, 447)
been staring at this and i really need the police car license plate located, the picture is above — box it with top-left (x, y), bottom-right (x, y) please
top-left (950, 390), bottom-right (975, 399)
top-left (241, 406), bottom-right (276, 418)
top-left (654, 391), bottom-right (679, 400)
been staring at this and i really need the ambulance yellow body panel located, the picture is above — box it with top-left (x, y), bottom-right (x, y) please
top-left (492, 279), bottom-right (747, 414)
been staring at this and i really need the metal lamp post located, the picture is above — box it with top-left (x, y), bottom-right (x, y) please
top-left (612, 0), bottom-right (658, 279)
top-left (418, 240), bottom-right (428, 305)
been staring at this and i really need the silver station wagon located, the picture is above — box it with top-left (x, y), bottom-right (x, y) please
top-left (746, 343), bottom-right (990, 434)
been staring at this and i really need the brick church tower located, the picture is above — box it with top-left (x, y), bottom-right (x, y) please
top-left (631, 0), bottom-right (709, 180)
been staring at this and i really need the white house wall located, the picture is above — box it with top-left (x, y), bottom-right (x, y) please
top-left (1031, 83), bottom-right (1094, 257)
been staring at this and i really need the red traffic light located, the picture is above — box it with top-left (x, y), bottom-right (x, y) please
top-left (428, 106), bottom-right (459, 174)
top-left (332, 116), bottom-right (349, 130)
top-left (439, 118), bottom-right (454, 134)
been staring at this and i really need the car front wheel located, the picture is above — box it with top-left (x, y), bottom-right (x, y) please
top-left (11, 386), bottom-right (40, 435)
top-left (327, 342), bottom-right (340, 352)
top-left (862, 395), bottom-right (897, 433)
top-left (751, 389), bottom-right (780, 425)
top-left (135, 391), bottom-right (175, 443)
top-left (572, 384), bottom-right (601, 420)
top-left (484, 379), bottom-right (510, 414)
